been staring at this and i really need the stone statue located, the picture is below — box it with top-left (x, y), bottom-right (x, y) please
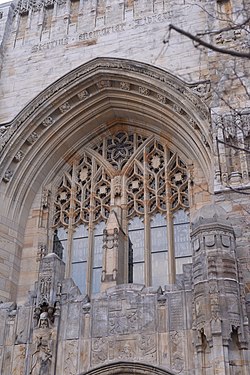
top-left (30, 312), bottom-right (52, 375)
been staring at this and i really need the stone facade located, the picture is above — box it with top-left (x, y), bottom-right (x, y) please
top-left (0, 0), bottom-right (250, 374)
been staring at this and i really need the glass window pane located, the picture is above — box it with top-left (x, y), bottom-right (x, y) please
top-left (72, 224), bottom-right (89, 262)
top-left (92, 221), bottom-right (105, 294)
top-left (73, 224), bottom-right (88, 238)
top-left (152, 252), bottom-right (168, 287)
top-left (92, 267), bottom-right (102, 294)
top-left (128, 216), bottom-right (144, 230)
top-left (129, 229), bottom-right (144, 262)
top-left (94, 221), bottom-right (106, 235)
top-left (57, 227), bottom-right (68, 240)
top-left (151, 213), bottom-right (167, 227)
top-left (93, 235), bottom-right (103, 268)
top-left (151, 215), bottom-right (168, 253)
top-left (173, 209), bottom-right (189, 224)
top-left (55, 228), bottom-right (68, 262)
top-left (72, 237), bottom-right (88, 262)
top-left (151, 214), bottom-right (168, 287)
top-left (72, 262), bottom-right (87, 294)
top-left (151, 226), bottom-right (168, 252)
top-left (174, 223), bottom-right (191, 257)
top-left (133, 263), bottom-right (144, 284)
top-left (173, 209), bottom-right (191, 258)
top-left (129, 217), bottom-right (144, 263)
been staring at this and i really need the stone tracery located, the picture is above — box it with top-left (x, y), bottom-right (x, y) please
top-left (52, 130), bottom-right (191, 293)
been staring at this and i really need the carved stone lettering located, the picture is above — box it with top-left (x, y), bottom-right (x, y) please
top-left (169, 293), bottom-right (184, 331)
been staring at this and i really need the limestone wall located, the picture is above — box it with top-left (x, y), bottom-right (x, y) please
top-left (0, 0), bottom-right (211, 122)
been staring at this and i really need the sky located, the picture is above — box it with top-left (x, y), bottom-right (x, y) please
top-left (0, 0), bottom-right (12, 5)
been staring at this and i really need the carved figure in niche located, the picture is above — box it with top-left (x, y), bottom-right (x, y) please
top-left (30, 312), bottom-right (53, 375)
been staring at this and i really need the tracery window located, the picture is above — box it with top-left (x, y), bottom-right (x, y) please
top-left (52, 131), bottom-right (191, 295)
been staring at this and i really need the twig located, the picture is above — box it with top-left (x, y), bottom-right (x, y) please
top-left (167, 24), bottom-right (250, 59)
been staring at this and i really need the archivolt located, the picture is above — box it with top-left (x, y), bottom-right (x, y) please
top-left (0, 57), bottom-right (212, 225)
top-left (79, 361), bottom-right (175, 375)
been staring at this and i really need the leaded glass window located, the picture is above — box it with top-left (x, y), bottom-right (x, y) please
top-left (52, 130), bottom-right (191, 294)
top-left (128, 217), bottom-right (145, 284)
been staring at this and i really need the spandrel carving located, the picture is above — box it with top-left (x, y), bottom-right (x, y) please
top-left (170, 331), bottom-right (185, 373)
top-left (139, 334), bottom-right (157, 361)
top-left (64, 340), bottom-right (78, 375)
top-left (12, 345), bottom-right (26, 375)
top-left (91, 338), bottom-right (108, 366)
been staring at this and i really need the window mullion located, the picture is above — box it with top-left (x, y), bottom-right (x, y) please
top-left (123, 174), bottom-right (129, 284)
top-left (165, 149), bottom-right (176, 284)
top-left (65, 162), bottom-right (76, 278)
top-left (143, 147), bottom-right (151, 287)
top-left (86, 158), bottom-right (95, 296)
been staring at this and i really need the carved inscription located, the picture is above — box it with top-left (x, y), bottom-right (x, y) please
top-left (31, 11), bottom-right (174, 52)
top-left (169, 293), bottom-right (184, 331)
top-left (79, 23), bottom-right (125, 41)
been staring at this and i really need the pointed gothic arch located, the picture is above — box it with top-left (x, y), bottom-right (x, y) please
top-left (0, 57), bottom-right (212, 220)
top-left (79, 361), bottom-right (176, 375)
top-left (0, 57), bottom-right (212, 300)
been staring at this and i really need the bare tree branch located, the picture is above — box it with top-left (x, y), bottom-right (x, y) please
top-left (196, 17), bottom-right (250, 37)
top-left (217, 138), bottom-right (250, 154)
top-left (167, 24), bottom-right (250, 59)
